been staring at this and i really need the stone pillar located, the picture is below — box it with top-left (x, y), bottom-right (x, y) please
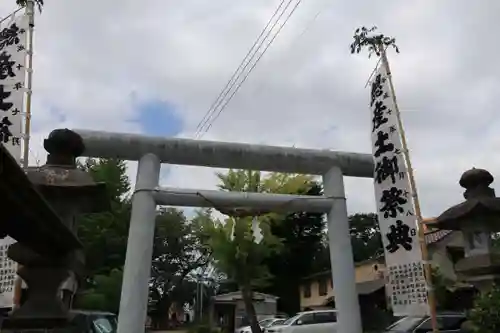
top-left (117, 153), bottom-right (160, 333)
top-left (323, 167), bottom-right (362, 333)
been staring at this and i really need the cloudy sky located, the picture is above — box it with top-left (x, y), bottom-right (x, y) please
top-left (1, 0), bottom-right (499, 217)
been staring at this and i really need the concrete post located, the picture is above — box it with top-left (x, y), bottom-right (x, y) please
top-left (323, 167), bottom-right (362, 333)
top-left (117, 154), bottom-right (161, 333)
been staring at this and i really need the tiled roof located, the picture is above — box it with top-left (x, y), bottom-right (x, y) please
top-left (425, 229), bottom-right (453, 244)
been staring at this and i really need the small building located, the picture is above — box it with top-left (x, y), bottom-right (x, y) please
top-left (299, 229), bottom-right (468, 311)
top-left (211, 291), bottom-right (278, 332)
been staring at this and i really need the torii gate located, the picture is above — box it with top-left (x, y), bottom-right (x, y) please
top-left (74, 129), bottom-right (374, 333)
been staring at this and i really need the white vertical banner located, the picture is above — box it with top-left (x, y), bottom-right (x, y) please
top-left (0, 11), bottom-right (29, 308)
top-left (370, 64), bottom-right (429, 316)
top-left (0, 12), bottom-right (28, 163)
top-left (0, 237), bottom-right (17, 308)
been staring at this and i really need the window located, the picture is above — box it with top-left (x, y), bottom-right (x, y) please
top-left (415, 316), bottom-right (465, 332)
top-left (91, 315), bottom-right (117, 333)
top-left (318, 279), bottom-right (328, 296)
top-left (386, 316), bottom-right (423, 331)
top-left (295, 313), bottom-right (315, 325)
top-left (272, 320), bottom-right (285, 326)
top-left (303, 282), bottom-right (311, 298)
top-left (314, 311), bottom-right (336, 323)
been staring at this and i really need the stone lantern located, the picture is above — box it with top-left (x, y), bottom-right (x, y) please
top-left (434, 168), bottom-right (500, 291)
top-left (20, 129), bottom-right (110, 306)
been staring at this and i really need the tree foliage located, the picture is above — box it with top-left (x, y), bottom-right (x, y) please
top-left (350, 26), bottom-right (399, 57)
top-left (149, 207), bottom-right (211, 326)
top-left (16, 0), bottom-right (44, 12)
top-left (203, 170), bottom-right (319, 332)
top-left (349, 213), bottom-right (383, 262)
top-left (75, 158), bottom-right (208, 323)
top-left (77, 158), bottom-right (131, 279)
top-left (76, 269), bottom-right (123, 313)
top-left (263, 181), bottom-right (326, 314)
top-left (467, 284), bottom-right (500, 333)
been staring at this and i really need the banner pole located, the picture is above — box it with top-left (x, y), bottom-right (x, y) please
top-left (379, 46), bottom-right (439, 332)
top-left (22, 0), bottom-right (35, 170)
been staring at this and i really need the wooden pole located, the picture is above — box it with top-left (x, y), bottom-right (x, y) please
top-left (22, 0), bottom-right (35, 170)
top-left (379, 46), bottom-right (439, 332)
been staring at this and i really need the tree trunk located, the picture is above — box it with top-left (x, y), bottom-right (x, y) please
top-left (241, 285), bottom-right (262, 333)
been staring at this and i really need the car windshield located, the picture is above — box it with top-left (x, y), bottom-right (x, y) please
top-left (272, 319), bottom-right (285, 326)
top-left (91, 315), bottom-right (118, 333)
top-left (259, 319), bottom-right (275, 327)
top-left (385, 316), bottom-right (423, 332)
top-left (283, 314), bottom-right (301, 326)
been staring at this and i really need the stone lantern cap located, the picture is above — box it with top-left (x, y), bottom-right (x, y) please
top-left (434, 168), bottom-right (500, 231)
top-left (25, 129), bottom-right (110, 214)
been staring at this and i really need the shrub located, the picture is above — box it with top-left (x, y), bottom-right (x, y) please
top-left (467, 284), bottom-right (500, 333)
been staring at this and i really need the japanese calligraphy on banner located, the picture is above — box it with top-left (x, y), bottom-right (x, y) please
top-left (370, 64), bottom-right (429, 317)
top-left (0, 237), bottom-right (16, 308)
top-left (0, 12), bottom-right (28, 163)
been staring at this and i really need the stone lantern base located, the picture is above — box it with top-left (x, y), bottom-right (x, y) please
top-left (456, 253), bottom-right (500, 292)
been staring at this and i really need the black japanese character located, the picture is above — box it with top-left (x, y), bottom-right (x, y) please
top-left (16, 63), bottom-right (23, 71)
top-left (0, 116), bottom-right (13, 143)
top-left (16, 44), bottom-right (25, 52)
top-left (0, 23), bottom-right (23, 51)
top-left (0, 85), bottom-right (12, 112)
top-left (385, 220), bottom-right (413, 253)
top-left (374, 130), bottom-right (394, 157)
top-left (370, 74), bottom-right (384, 107)
top-left (11, 137), bottom-right (20, 145)
top-left (13, 82), bottom-right (22, 90)
top-left (11, 108), bottom-right (20, 115)
top-left (380, 187), bottom-right (407, 218)
top-left (0, 52), bottom-right (16, 80)
top-left (372, 101), bottom-right (388, 132)
top-left (375, 156), bottom-right (399, 184)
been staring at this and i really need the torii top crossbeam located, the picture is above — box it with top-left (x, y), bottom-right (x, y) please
top-left (74, 130), bottom-right (374, 177)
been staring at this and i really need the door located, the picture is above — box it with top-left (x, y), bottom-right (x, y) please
top-left (313, 311), bottom-right (337, 333)
top-left (291, 313), bottom-right (316, 333)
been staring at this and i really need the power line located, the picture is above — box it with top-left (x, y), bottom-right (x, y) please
top-left (193, 0), bottom-right (289, 137)
top-left (197, 0), bottom-right (303, 138)
top-left (195, 0), bottom-right (303, 139)
top-left (0, 6), bottom-right (24, 25)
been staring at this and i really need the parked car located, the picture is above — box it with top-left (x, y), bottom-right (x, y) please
top-left (236, 318), bottom-right (288, 333)
top-left (383, 312), bottom-right (466, 333)
top-left (69, 310), bottom-right (118, 333)
top-left (265, 309), bottom-right (337, 333)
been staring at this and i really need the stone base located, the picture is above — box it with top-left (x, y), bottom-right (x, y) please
top-left (456, 253), bottom-right (500, 276)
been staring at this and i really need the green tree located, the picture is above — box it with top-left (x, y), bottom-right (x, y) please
top-left (76, 268), bottom-right (123, 313)
top-left (349, 213), bottom-right (383, 262)
top-left (467, 284), bottom-right (500, 333)
top-left (263, 181), bottom-right (326, 314)
top-left (149, 207), bottom-right (211, 328)
top-left (73, 158), bottom-right (131, 312)
top-left (77, 158), bottom-right (131, 279)
top-left (200, 169), bottom-right (298, 333)
top-left (199, 212), bottom-right (281, 333)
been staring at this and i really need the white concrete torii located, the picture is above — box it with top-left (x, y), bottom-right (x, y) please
top-left (74, 129), bottom-right (375, 333)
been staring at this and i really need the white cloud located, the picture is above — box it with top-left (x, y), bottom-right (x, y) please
top-left (2, 0), bottom-right (500, 218)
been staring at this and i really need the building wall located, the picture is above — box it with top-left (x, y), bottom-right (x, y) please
top-left (429, 232), bottom-right (464, 280)
top-left (299, 262), bottom-right (385, 310)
